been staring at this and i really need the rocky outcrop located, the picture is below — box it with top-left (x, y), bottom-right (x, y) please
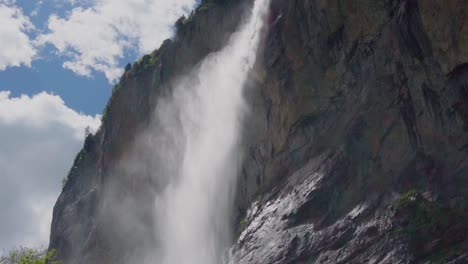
top-left (49, 0), bottom-right (468, 263)
top-left (232, 0), bottom-right (468, 263)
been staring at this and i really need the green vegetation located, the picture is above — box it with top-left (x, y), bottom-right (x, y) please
top-left (101, 0), bottom-right (230, 124)
top-left (124, 63), bottom-right (132, 72)
top-left (392, 189), bottom-right (447, 241)
top-left (176, 15), bottom-right (190, 28)
top-left (197, 1), bottom-right (216, 12)
top-left (1, 248), bottom-right (59, 264)
top-left (101, 47), bottom-right (162, 123)
top-left (101, 82), bottom-right (123, 122)
top-left (62, 149), bottom-right (86, 188)
top-left (134, 51), bottom-right (159, 73)
top-left (393, 189), bottom-right (420, 210)
top-left (175, 0), bottom-right (220, 31)
top-left (391, 189), bottom-right (468, 261)
top-left (239, 218), bottom-right (248, 230)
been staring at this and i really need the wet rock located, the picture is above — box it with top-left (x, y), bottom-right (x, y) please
top-left (232, 0), bottom-right (468, 262)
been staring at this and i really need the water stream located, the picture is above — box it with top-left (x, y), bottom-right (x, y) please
top-left (153, 0), bottom-right (270, 263)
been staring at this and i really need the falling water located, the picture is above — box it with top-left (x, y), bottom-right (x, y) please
top-left (152, 0), bottom-right (270, 263)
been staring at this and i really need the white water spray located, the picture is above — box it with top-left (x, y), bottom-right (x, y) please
top-left (152, 1), bottom-right (270, 263)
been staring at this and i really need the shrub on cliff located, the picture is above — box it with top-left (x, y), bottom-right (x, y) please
top-left (0, 248), bottom-right (59, 264)
top-left (392, 190), bottom-right (468, 261)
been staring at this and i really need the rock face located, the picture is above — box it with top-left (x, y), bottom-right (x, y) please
top-left (49, 0), bottom-right (468, 263)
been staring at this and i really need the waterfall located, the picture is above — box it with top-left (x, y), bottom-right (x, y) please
top-left (152, 0), bottom-right (270, 263)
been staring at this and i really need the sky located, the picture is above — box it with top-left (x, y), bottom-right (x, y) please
top-left (0, 0), bottom-right (197, 254)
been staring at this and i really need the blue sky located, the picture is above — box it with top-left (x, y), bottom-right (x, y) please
top-left (0, 53), bottom-right (111, 115)
top-left (0, 0), bottom-right (157, 115)
top-left (0, 0), bottom-right (111, 115)
top-left (0, 0), bottom-right (200, 114)
top-left (0, 0), bottom-right (198, 254)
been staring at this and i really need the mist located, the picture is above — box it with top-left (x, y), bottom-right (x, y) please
top-left (96, 0), bottom-right (271, 263)
top-left (153, 0), bottom-right (270, 263)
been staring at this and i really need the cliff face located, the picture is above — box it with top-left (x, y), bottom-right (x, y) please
top-left (50, 0), bottom-right (468, 263)
top-left (49, 1), bottom-right (252, 262)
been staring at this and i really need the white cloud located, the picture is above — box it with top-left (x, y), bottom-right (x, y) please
top-left (0, 91), bottom-right (100, 252)
top-left (37, 0), bottom-right (196, 83)
top-left (0, 3), bottom-right (36, 70)
top-left (30, 1), bottom-right (44, 17)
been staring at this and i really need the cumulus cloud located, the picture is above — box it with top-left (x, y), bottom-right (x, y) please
top-left (0, 91), bottom-right (100, 252)
top-left (0, 2), bottom-right (36, 70)
top-left (37, 0), bottom-right (197, 83)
